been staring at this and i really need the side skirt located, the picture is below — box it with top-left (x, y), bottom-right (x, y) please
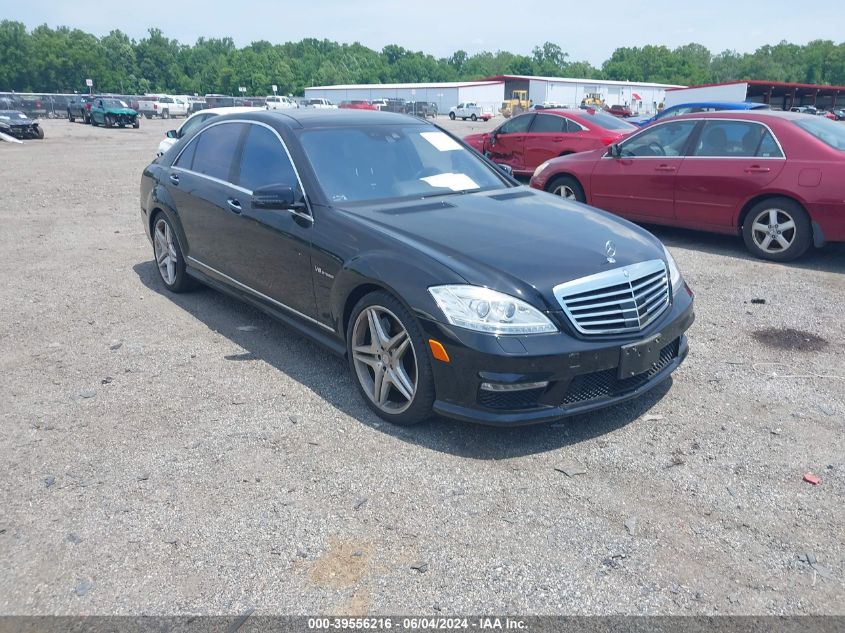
top-left (185, 266), bottom-right (347, 358)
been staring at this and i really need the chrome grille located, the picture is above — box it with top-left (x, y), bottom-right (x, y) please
top-left (553, 260), bottom-right (670, 335)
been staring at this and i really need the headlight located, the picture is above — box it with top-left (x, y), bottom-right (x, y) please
top-left (428, 285), bottom-right (557, 335)
top-left (662, 245), bottom-right (683, 293)
top-left (533, 160), bottom-right (551, 179)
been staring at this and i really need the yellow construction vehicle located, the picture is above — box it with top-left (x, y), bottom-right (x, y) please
top-left (499, 90), bottom-right (531, 118)
top-left (580, 92), bottom-right (605, 108)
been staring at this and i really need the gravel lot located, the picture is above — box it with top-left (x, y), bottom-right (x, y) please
top-left (1, 115), bottom-right (843, 616)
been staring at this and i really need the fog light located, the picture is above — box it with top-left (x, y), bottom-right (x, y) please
top-left (480, 380), bottom-right (549, 392)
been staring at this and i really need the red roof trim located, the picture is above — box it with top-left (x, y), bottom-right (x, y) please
top-left (667, 80), bottom-right (845, 92)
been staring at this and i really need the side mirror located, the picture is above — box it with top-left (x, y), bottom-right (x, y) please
top-left (165, 129), bottom-right (178, 139)
top-left (496, 163), bottom-right (514, 176)
top-left (609, 143), bottom-right (621, 158)
top-left (252, 184), bottom-right (306, 211)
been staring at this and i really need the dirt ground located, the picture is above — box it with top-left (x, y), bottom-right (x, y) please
top-left (1, 115), bottom-right (843, 616)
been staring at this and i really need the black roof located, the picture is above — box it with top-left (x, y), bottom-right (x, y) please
top-left (220, 108), bottom-right (430, 129)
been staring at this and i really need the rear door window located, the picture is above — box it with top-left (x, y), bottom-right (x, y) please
top-left (188, 122), bottom-right (246, 181)
top-left (499, 114), bottom-right (534, 134)
top-left (692, 120), bottom-right (783, 158)
top-left (235, 124), bottom-right (298, 191)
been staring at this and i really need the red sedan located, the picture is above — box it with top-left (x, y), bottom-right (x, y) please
top-left (530, 111), bottom-right (845, 261)
top-left (339, 100), bottom-right (379, 111)
top-left (463, 108), bottom-right (637, 178)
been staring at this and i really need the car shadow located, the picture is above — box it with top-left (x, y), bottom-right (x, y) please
top-left (133, 260), bottom-right (674, 460)
top-left (644, 224), bottom-right (845, 274)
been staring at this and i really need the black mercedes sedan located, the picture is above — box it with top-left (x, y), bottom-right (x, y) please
top-left (140, 109), bottom-right (695, 426)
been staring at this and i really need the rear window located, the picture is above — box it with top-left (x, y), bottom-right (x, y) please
top-left (794, 117), bottom-right (845, 151)
top-left (581, 109), bottom-right (637, 131)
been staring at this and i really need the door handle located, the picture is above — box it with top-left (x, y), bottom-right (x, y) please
top-left (227, 198), bottom-right (242, 214)
top-left (169, 173), bottom-right (180, 185)
top-left (745, 166), bottom-right (771, 173)
top-left (654, 165), bottom-right (676, 172)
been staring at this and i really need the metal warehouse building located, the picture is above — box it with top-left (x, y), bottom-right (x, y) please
top-left (486, 75), bottom-right (684, 115)
top-left (303, 80), bottom-right (505, 113)
top-left (664, 80), bottom-right (845, 110)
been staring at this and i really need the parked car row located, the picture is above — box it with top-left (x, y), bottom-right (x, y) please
top-left (527, 110), bottom-right (845, 261)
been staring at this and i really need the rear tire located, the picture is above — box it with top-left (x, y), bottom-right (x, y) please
top-left (742, 197), bottom-right (812, 262)
top-left (449, 112), bottom-right (456, 120)
top-left (546, 175), bottom-right (585, 202)
top-left (347, 291), bottom-right (435, 426)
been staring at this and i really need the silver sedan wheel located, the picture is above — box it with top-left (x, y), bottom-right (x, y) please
top-left (552, 184), bottom-right (577, 199)
top-left (153, 218), bottom-right (178, 285)
top-left (750, 208), bottom-right (797, 254)
top-left (351, 306), bottom-right (418, 414)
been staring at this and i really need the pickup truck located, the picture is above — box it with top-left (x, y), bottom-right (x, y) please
top-left (266, 95), bottom-right (298, 110)
top-left (301, 98), bottom-right (338, 109)
top-left (448, 102), bottom-right (493, 121)
top-left (67, 95), bottom-right (94, 123)
top-left (137, 95), bottom-right (189, 119)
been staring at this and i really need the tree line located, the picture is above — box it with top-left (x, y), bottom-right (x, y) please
top-left (1, 21), bottom-right (844, 96)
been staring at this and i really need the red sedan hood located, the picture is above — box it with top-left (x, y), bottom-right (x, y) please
top-left (463, 133), bottom-right (486, 152)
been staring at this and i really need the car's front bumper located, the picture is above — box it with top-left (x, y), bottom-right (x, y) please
top-left (418, 292), bottom-right (694, 426)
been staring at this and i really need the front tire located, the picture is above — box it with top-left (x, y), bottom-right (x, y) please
top-left (347, 291), bottom-right (435, 426)
top-left (68, 110), bottom-right (75, 122)
top-left (152, 212), bottom-right (194, 292)
top-left (546, 175), bottom-right (586, 202)
top-left (161, 109), bottom-right (170, 119)
top-left (35, 126), bottom-right (44, 139)
top-left (104, 115), bottom-right (113, 128)
top-left (742, 197), bottom-right (812, 262)
top-left (471, 113), bottom-right (477, 121)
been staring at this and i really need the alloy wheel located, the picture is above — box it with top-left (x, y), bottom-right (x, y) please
top-left (153, 218), bottom-right (178, 285)
top-left (750, 208), bottom-right (797, 254)
top-left (351, 306), bottom-right (418, 414)
top-left (552, 184), bottom-right (577, 200)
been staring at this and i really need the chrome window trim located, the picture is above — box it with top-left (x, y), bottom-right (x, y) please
top-left (601, 117), bottom-right (787, 160)
top-left (170, 118), bottom-right (315, 222)
top-left (187, 256), bottom-right (333, 332)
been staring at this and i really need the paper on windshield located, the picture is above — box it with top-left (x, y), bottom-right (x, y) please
top-left (420, 131), bottom-right (462, 152)
top-left (421, 173), bottom-right (480, 191)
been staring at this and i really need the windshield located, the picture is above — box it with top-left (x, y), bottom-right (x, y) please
top-left (582, 109), bottom-right (637, 131)
top-left (299, 125), bottom-right (508, 204)
top-left (103, 99), bottom-right (129, 108)
top-left (794, 117), bottom-right (845, 150)
top-left (0, 110), bottom-right (27, 119)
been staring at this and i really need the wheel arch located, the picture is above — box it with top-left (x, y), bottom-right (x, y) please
top-left (736, 192), bottom-right (810, 235)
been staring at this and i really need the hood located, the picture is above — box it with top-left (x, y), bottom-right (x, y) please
top-left (0, 114), bottom-right (34, 126)
top-left (337, 187), bottom-right (665, 311)
top-left (463, 133), bottom-right (487, 152)
top-left (105, 107), bottom-right (137, 115)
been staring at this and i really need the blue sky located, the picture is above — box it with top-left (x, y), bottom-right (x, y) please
top-left (2, 0), bottom-right (841, 65)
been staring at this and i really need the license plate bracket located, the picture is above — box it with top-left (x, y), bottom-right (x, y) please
top-left (618, 333), bottom-right (664, 379)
